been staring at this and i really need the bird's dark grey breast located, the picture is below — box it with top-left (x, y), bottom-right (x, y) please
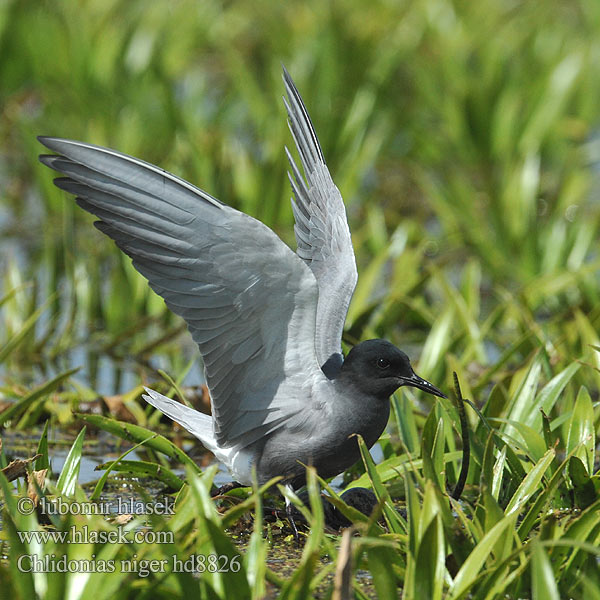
top-left (255, 382), bottom-right (391, 487)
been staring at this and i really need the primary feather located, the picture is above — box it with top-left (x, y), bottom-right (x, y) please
top-left (282, 68), bottom-right (358, 368)
top-left (38, 136), bottom-right (325, 449)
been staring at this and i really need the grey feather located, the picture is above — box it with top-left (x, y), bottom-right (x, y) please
top-left (142, 388), bottom-right (214, 446)
top-left (282, 68), bottom-right (358, 368)
top-left (38, 135), bottom-right (324, 448)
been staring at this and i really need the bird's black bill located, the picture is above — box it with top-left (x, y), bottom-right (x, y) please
top-left (402, 372), bottom-right (447, 399)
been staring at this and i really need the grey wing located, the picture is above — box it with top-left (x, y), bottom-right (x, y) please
top-left (38, 136), bottom-right (324, 448)
top-left (282, 68), bottom-right (358, 369)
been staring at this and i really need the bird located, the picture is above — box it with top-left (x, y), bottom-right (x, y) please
top-left (38, 67), bottom-right (445, 528)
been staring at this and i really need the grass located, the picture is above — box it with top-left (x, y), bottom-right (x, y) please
top-left (1, 0), bottom-right (600, 597)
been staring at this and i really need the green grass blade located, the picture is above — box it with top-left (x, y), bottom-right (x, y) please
top-left (449, 513), bottom-right (518, 600)
top-left (90, 434), bottom-right (184, 499)
top-left (357, 434), bottom-right (404, 534)
top-left (56, 426), bottom-right (86, 496)
top-left (531, 542), bottom-right (560, 600)
top-left (566, 386), bottom-right (595, 475)
top-left (246, 479), bottom-right (267, 600)
top-left (76, 413), bottom-right (201, 472)
top-left (0, 367), bottom-right (80, 427)
top-left (35, 419), bottom-right (50, 471)
top-left (505, 449), bottom-right (555, 516)
top-left (414, 516), bottom-right (444, 600)
top-left (0, 299), bottom-right (50, 364)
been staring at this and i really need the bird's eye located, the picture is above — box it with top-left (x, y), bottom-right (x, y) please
top-left (377, 358), bottom-right (390, 369)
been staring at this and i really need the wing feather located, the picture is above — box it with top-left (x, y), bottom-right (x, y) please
top-left (38, 136), bottom-right (324, 448)
top-left (282, 68), bottom-right (358, 369)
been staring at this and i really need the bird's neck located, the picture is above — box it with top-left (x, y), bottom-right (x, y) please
top-left (331, 376), bottom-right (391, 448)
top-left (334, 371), bottom-right (393, 403)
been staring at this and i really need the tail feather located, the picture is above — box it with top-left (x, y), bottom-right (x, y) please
top-left (142, 387), bottom-right (217, 452)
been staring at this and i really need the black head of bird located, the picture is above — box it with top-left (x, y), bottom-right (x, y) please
top-left (340, 339), bottom-right (446, 401)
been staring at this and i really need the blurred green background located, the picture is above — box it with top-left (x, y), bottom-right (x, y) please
top-left (1, 0), bottom-right (599, 403)
top-left (2, 3), bottom-right (600, 596)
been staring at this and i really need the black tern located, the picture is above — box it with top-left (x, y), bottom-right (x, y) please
top-left (38, 68), bottom-right (445, 507)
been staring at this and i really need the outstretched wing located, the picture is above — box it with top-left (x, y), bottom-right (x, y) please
top-left (283, 68), bottom-right (358, 370)
top-left (38, 136), bottom-right (324, 448)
